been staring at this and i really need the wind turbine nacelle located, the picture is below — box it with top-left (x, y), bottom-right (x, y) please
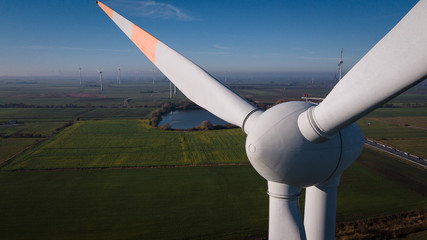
top-left (245, 101), bottom-right (364, 187)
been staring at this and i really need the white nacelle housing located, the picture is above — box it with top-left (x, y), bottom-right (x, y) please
top-left (245, 102), bottom-right (364, 187)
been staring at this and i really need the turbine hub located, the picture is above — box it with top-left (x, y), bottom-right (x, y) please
top-left (245, 101), bottom-right (364, 187)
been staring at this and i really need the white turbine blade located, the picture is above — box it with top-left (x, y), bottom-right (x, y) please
top-left (299, 0), bottom-right (427, 142)
top-left (96, 1), bottom-right (258, 129)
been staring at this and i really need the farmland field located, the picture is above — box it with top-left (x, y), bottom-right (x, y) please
top-left (0, 121), bottom-right (66, 137)
top-left (378, 116), bottom-right (427, 128)
top-left (0, 149), bottom-right (425, 240)
top-left (358, 114), bottom-right (427, 158)
top-left (364, 108), bottom-right (427, 118)
top-left (3, 120), bottom-right (247, 170)
top-left (358, 118), bottom-right (427, 139)
top-left (0, 108), bottom-right (90, 121)
top-left (78, 107), bottom-right (154, 119)
top-left (0, 167), bottom-right (268, 240)
top-left (0, 78), bottom-right (426, 239)
top-left (337, 148), bottom-right (426, 220)
top-left (0, 138), bottom-right (40, 163)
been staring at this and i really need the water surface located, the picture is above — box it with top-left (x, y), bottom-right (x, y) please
top-left (159, 109), bottom-right (229, 129)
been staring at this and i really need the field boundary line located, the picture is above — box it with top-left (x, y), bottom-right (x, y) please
top-left (3, 163), bottom-right (251, 172)
top-left (0, 137), bottom-right (49, 169)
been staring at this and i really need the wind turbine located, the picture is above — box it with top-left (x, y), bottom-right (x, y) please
top-left (169, 80), bottom-right (173, 99)
top-left (79, 67), bottom-right (82, 86)
top-left (96, 1), bottom-right (427, 239)
top-left (117, 67), bottom-right (121, 85)
top-left (96, 67), bottom-right (104, 92)
top-left (152, 68), bottom-right (155, 85)
top-left (331, 74), bottom-right (338, 89)
top-left (338, 49), bottom-right (343, 81)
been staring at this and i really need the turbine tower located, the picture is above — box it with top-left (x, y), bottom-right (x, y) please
top-left (117, 67), bottom-right (121, 85)
top-left (169, 80), bottom-right (173, 99)
top-left (338, 48), bottom-right (344, 81)
top-left (97, 1), bottom-right (427, 239)
top-left (331, 74), bottom-right (338, 89)
top-left (79, 67), bottom-right (82, 86)
top-left (96, 67), bottom-right (104, 92)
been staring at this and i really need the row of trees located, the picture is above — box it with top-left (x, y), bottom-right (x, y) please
top-left (0, 103), bottom-right (85, 108)
top-left (149, 101), bottom-right (200, 127)
top-left (0, 103), bottom-right (165, 109)
top-left (149, 103), bottom-right (173, 127)
top-left (158, 119), bottom-right (236, 131)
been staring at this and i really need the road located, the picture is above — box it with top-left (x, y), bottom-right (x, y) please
top-left (365, 138), bottom-right (427, 168)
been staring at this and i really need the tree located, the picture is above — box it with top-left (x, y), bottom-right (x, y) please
top-left (159, 123), bottom-right (171, 130)
top-left (200, 120), bottom-right (213, 130)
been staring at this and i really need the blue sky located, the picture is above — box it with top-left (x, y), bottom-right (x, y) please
top-left (0, 0), bottom-right (418, 78)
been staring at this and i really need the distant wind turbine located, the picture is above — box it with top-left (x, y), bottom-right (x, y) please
top-left (338, 48), bottom-right (344, 81)
top-left (117, 67), bottom-right (121, 85)
top-left (96, 67), bottom-right (104, 92)
top-left (79, 67), bottom-right (82, 86)
top-left (169, 80), bottom-right (173, 99)
top-left (152, 68), bottom-right (155, 85)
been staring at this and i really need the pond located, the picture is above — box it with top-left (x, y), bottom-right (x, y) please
top-left (158, 109), bottom-right (229, 129)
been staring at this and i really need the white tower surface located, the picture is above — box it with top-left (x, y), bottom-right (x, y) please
top-left (79, 67), bottom-right (82, 86)
top-left (169, 81), bottom-right (173, 99)
top-left (117, 67), bottom-right (121, 85)
top-left (97, 1), bottom-right (427, 239)
top-left (97, 68), bottom-right (104, 92)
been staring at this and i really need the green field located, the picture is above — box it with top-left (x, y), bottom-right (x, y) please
top-left (0, 79), bottom-right (186, 107)
top-left (0, 78), bottom-right (426, 239)
top-left (0, 107), bottom-right (154, 122)
top-left (0, 121), bottom-right (66, 137)
top-left (0, 108), bottom-right (90, 121)
top-left (0, 167), bottom-right (268, 240)
top-left (337, 148), bottom-right (426, 220)
top-left (0, 149), bottom-right (425, 240)
top-left (378, 116), bottom-right (427, 128)
top-left (0, 138), bottom-right (40, 163)
top-left (0, 120), bottom-right (427, 239)
top-left (364, 108), bottom-right (427, 118)
top-left (358, 114), bottom-right (427, 158)
top-left (358, 118), bottom-right (427, 139)
top-left (78, 107), bottom-right (154, 119)
top-left (3, 120), bottom-right (247, 170)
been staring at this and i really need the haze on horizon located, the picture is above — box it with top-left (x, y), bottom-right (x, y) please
top-left (0, 0), bottom-right (418, 78)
